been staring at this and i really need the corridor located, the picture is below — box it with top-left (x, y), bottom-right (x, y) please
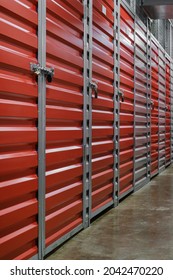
top-left (47, 165), bottom-right (173, 260)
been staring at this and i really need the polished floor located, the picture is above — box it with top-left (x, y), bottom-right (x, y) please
top-left (46, 165), bottom-right (173, 260)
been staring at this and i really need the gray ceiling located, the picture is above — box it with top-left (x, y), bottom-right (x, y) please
top-left (141, 0), bottom-right (173, 19)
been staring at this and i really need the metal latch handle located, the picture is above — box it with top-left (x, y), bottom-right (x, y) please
top-left (90, 81), bottom-right (98, 98)
top-left (165, 105), bottom-right (168, 112)
top-left (151, 100), bottom-right (155, 110)
top-left (118, 90), bottom-right (124, 102)
top-left (30, 63), bottom-right (54, 83)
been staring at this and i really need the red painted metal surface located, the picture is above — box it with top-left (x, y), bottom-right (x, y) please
top-left (119, 6), bottom-right (134, 196)
top-left (91, 0), bottom-right (114, 215)
top-left (165, 58), bottom-right (171, 165)
top-left (134, 22), bottom-right (148, 187)
top-left (0, 0), bottom-right (38, 260)
top-left (45, 0), bottom-right (84, 247)
top-left (151, 38), bottom-right (159, 176)
top-left (158, 49), bottom-right (166, 170)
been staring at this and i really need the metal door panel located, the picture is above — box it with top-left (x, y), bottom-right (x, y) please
top-left (134, 19), bottom-right (149, 189)
top-left (45, 0), bottom-right (84, 251)
top-left (165, 58), bottom-right (171, 165)
top-left (0, 0), bottom-right (38, 260)
top-left (151, 38), bottom-right (159, 176)
top-left (158, 48), bottom-right (166, 171)
top-left (90, 0), bottom-right (115, 218)
top-left (119, 4), bottom-right (134, 197)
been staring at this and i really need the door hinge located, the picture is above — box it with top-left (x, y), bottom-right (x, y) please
top-left (30, 63), bottom-right (54, 83)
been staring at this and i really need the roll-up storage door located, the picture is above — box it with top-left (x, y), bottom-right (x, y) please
top-left (134, 19), bottom-right (150, 190)
top-left (151, 36), bottom-right (159, 177)
top-left (171, 63), bottom-right (173, 162)
top-left (89, 0), bottom-right (115, 219)
top-left (45, 0), bottom-right (84, 254)
top-left (119, 5), bottom-right (134, 198)
top-left (165, 57), bottom-right (171, 166)
top-left (158, 48), bottom-right (166, 172)
top-left (0, 0), bottom-right (39, 259)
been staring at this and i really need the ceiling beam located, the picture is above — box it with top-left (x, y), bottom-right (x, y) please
top-left (141, 0), bottom-right (173, 5)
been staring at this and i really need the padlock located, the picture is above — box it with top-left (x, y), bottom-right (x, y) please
top-left (47, 73), bottom-right (53, 83)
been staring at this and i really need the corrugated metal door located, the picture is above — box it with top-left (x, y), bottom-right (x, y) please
top-left (0, 0), bottom-right (38, 260)
top-left (171, 63), bottom-right (173, 162)
top-left (134, 19), bottom-right (150, 190)
top-left (45, 0), bottom-right (84, 253)
top-left (165, 57), bottom-right (171, 166)
top-left (90, 0), bottom-right (115, 218)
top-left (151, 37), bottom-right (159, 177)
top-left (158, 48), bottom-right (166, 172)
top-left (119, 5), bottom-right (134, 198)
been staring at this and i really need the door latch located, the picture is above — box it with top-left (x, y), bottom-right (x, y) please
top-left (89, 81), bottom-right (98, 98)
top-left (30, 63), bottom-right (54, 83)
top-left (150, 100), bottom-right (155, 110)
top-left (118, 90), bottom-right (124, 102)
top-left (165, 105), bottom-right (168, 112)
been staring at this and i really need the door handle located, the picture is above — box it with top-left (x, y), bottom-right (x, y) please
top-left (165, 105), bottom-right (168, 112)
top-left (118, 90), bottom-right (124, 102)
top-left (90, 81), bottom-right (98, 98)
top-left (151, 100), bottom-right (155, 110)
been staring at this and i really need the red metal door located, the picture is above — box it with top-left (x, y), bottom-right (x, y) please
top-left (158, 48), bottom-right (166, 172)
top-left (165, 58), bottom-right (171, 166)
top-left (0, 0), bottom-right (38, 260)
top-left (45, 0), bottom-right (84, 253)
top-left (119, 5), bottom-right (134, 198)
top-left (134, 20), bottom-right (149, 189)
top-left (90, 0), bottom-right (115, 218)
top-left (151, 37), bottom-right (159, 177)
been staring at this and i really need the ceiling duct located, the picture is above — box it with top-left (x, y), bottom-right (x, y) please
top-left (140, 0), bottom-right (173, 19)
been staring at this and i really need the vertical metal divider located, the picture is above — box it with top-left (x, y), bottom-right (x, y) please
top-left (88, 0), bottom-right (93, 225)
top-left (114, 0), bottom-right (121, 203)
top-left (133, 14), bottom-right (136, 190)
top-left (171, 61), bottom-right (173, 162)
top-left (83, 0), bottom-right (92, 228)
top-left (163, 52), bottom-right (166, 170)
top-left (158, 48), bottom-right (161, 173)
top-left (38, 0), bottom-right (46, 260)
top-left (83, 0), bottom-right (88, 228)
top-left (167, 55), bottom-right (172, 167)
top-left (146, 20), bottom-right (151, 181)
top-left (165, 52), bottom-right (168, 168)
top-left (164, 50), bottom-right (167, 168)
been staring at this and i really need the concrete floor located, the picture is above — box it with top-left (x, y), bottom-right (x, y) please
top-left (46, 165), bottom-right (173, 260)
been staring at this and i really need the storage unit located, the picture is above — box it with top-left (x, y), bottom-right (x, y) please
top-left (0, 0), bottom-right (173, 260)
top-left (119, 5), bottom-right (134, 198)
top-left (0, 0), bottom-right (39, 259)
top-left (158, 46), bottom-right (166, 172)
top-left (134, 18), bottom-right (150, 190)
top-left (44, 0), bottom-right (84, 256)
top-left (151, 36), bottom-right (159, 177)
top-left (165, 56), bottom-right (172, 166)
top-left (90, 0), bottom-right (115, 219)
top-left (171, 63), bottom-right (173, 161)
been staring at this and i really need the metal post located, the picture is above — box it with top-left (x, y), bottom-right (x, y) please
top-left (114, 0), bottom-right (121, 203)
top-left (133, 14), bottom-right (137, 190)
top-left (171, 61), bottom-right (173, 162)
top-left (85, 0), bottom-right (92, 226)
top-left (83, 0), bottom-right (87, 229)
top-left (83, 0), bottom-right (92, 228)
top-left (146, 19), bottom-right (151, 180)
top-left (38, 0), bottom-right (46, 260)
top-left (158, 48), bottom-right (161, 172)
top-left (171, 24), bottom-right (173, 59)
top-left (113, 0), bottom-right (120, 206)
